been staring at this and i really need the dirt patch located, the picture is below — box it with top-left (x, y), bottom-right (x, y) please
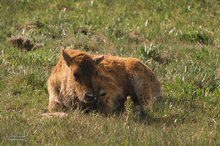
top-left (128, 31), bottom-right (144, 43)
top-left (91, 34), bottom-right (107, 44)
top-left (151, 54), bottom-right (170, 64)
top-left (41, 112), bottom-right (68, 120)
top-left (7, 36), bottom-right (43, 51)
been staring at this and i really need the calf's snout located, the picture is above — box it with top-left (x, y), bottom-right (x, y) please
top-left (83, 90), bottom-right (96, 102)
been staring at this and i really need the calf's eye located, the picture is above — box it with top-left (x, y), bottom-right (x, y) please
top-left (73, 73), bottom-right (80, 81)
top-left (95, 71), bottom-right (98, 77)
top-left (100, 93), bottom-right (106, 97)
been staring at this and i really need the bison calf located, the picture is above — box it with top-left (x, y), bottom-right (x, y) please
top-left (47, 48), bottom-right (161, 115)
top-left (47, 48), bottom-right (104, 112)
top-left (94, 55), bottom-right (161, 115)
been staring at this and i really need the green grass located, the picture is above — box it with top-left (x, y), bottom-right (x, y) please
top-left (0, 0), bottom-right (219, 145)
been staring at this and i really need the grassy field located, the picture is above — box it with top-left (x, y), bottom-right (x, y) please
top-left (0, 0), bottom-right (219, 145)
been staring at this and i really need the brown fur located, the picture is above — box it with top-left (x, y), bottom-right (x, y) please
top-left (47, 48), bottom-right (161, 115)
top-left (93, 69), bottom-right (125, 114)
top-left (47, 48), bottom-right (103, 112)
top-left (94, 55), bottom-right (161, 114)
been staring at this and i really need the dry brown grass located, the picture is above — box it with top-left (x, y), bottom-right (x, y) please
top-left (7, 36), bottom-right (43, 51)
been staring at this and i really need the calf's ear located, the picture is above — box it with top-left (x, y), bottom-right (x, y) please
top-left (61, 48), bottom-right (71, 67)
top-left (93, 55), bottom-right (104, 65)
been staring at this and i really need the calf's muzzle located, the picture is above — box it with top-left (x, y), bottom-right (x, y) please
top-left (83, 90), bottom-right (96, 102)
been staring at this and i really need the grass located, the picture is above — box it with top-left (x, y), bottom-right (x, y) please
top-left (0, 0), bottom-right (219, 145)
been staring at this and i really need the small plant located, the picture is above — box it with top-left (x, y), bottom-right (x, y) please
top-left (177, 25), bottom-right (214, 44)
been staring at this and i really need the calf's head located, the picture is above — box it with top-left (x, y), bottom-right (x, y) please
top-left (61, 48), bottom-right (104, 103)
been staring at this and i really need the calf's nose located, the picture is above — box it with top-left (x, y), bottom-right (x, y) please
top-left (84, 90), bottom-right (95, 102)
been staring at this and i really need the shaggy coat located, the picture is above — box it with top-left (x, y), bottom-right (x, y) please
top-left (47, 49), bottom-right (161, 115)
top-left (47, 49), bottom-right (104, 112)
top-left (94, 55), bottom-right (161, 114)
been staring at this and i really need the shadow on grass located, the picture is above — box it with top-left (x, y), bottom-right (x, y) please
top-left (131, 95), bottom-right (204, 126)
